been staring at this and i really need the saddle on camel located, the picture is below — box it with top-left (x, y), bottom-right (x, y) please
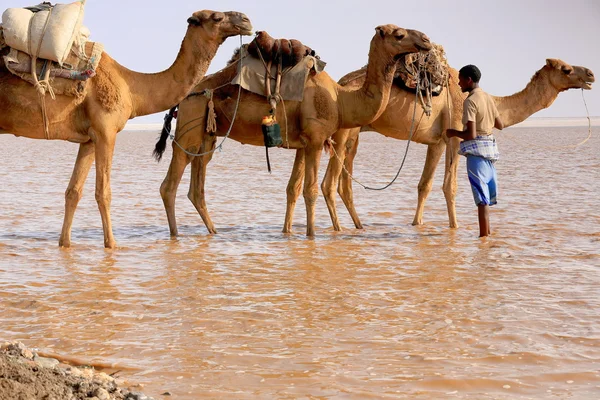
top-left (1, 1), bottom-right (102, 138)
top-left (164, 30), bottom-right (325, 171)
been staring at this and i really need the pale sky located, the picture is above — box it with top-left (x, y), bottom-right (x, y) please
top-left (6, 0), bottom-right (600, 123)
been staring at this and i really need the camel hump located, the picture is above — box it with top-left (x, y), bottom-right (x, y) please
top-left (247, 31), bottom-right (317, 68)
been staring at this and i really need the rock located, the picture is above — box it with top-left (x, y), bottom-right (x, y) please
top-left (93, 387), bottom-right (111, 400)
top-left (126, 393), bottom-right (153, 400)
top-left (1, 341), bottom-right (156, 400)
top-left (33, 355), bottom-right (60, 369)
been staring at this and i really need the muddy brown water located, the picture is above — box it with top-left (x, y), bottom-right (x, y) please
top-left (0, 127), bottom-right (599, 399)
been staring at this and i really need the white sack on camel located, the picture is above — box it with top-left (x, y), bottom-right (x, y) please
top-left (1, 1), bottom-right (85, 66)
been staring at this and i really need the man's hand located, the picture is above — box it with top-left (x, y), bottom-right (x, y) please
top-left (446, 121), bottom-right (476, 140)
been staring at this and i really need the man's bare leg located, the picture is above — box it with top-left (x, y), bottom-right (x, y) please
top-left (478, 204), bottom-right (490, 237)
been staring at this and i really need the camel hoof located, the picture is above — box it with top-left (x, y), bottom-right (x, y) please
top-left (58, 239), bottom-right (71, 248)
top-left (412, 219), bottom-right (423, 226)
top-left (104, 240), bottom-right (116, 249)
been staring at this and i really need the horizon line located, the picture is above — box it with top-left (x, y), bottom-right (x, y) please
top-left (124, 116), bottom-right (600, 130)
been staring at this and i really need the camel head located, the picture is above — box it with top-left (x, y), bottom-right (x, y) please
top-left (187, 10), bottom-right (253, 43)
top-left (374, 24), bottom-right (432, 60)
top-left (545, 58), bottom-right (594, 91)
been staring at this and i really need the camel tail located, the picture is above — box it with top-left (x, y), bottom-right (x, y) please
top-left (153, 106), bottom-right (178, 162)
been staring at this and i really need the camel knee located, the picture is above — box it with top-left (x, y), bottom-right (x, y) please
top-left (417, 180), bottom-right (434, 195)
top-left (442, 183), bottom-right (456, 199)
top-left (303, 186), bottom-right (319, 206)
top-left (187, 191), bottom-right (196, 204)
top-left (95, 189), bottom-right (111, 205)
top-left (320, 180), bottom-right (335, 199)
top-left (159, 180), bottom-right (168, 199)
top-left (65, 187), bottom-right (83, 204)
top-left (187, 189), bottom-right (205, 205)
top-left (160, 180), bottom-right (176, 203)
top-left (286, 183), bottom-right (301, 200)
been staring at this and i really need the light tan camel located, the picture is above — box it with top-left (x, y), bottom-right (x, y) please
top-left (315, 58), bottom-right (595, 231)
top-left (153, 25), bottom-right (432, 237)
top-left (0, 10), bottom-right (253, 248)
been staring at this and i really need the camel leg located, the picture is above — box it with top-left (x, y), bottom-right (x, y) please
top-left (303, 144), bottom-right (323, 237)
top-left (412, 141), bottom-right (446, 226)
top-left (442, 137), bottom-right (461, 228)
top-left (338, 133), bottom-right (363, 229)
top-left (283, 149), bottom-right (305, 233)
top-left (188, 135), bottom-right (217, 234)
top-left (59, 141), bottom-right (95, 248)
top-left (321, 130), bottom-right (349, 231)
top-left (160, 145), bottom-right (191, 237)
top-left (94, 136), bottom-right (117, 248)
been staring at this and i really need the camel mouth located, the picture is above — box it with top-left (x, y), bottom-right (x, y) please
top-left (416, 43), bottom-right (433, 52)
top-left (394, 51), bottom-right (420, 60)
top-left (582, 82), bottom-right (593, 90)
top-left (235, 21), bottom-right (254, 36)
top-left (237, 27), bottom-right (254, 36)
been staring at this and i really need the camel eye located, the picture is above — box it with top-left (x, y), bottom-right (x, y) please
top-left (395, 34), bottom-right (405, 40)
top-left (561, 67), bottom-right (573, 75)
top-left (211, 12), bottom-right (224, 22)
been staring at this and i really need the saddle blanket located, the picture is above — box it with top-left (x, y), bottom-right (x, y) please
top-left (231, 46), bottom-right (326, 102)
top-left (3, 40), bottom-right (103, 96)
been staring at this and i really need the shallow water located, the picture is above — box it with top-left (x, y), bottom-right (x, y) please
top-left (1, 127), bottom-right (599, 399)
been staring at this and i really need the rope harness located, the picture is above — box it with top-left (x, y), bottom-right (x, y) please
top-left (168, 34), bottom-right (292, 173)
top-left (254, 38), bottom-right (291, 172)
top-left (501, 89), bottom-right (593, 150)
top-left (328, 53), bottom-right (437, 191)
top-left (168, 35), bottom-right (246, 158)
top-left (27, 5), bottom-right (56, 140)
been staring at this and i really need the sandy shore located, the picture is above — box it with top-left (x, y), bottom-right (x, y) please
top-left (0, 342), bottom-right (155, 400)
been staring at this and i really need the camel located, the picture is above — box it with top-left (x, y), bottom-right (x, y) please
top-left (0, 10), bottom-right (253, 248)
top-left (153, 25), bottom-right (433, 237)
top-left (313, 58), bottom-right (595, 231)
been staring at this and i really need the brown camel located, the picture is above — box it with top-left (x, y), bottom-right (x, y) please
top-left (153, 25), bottom-right (432, 237)
top-left (0, 10), bottom-right (253, 248)
top-left (314, 58), bottom-right (595, 231)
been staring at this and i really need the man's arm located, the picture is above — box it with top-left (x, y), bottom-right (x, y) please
top-left (494, 116), bottom-right (504, 130)
top-left (446, 121), bottom-right (476, 140)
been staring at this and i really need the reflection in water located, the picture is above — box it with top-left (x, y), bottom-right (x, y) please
top-left (0, 128), bottom-right (599, 398)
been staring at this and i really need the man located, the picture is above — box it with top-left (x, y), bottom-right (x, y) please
top-left (446, 65), bottom-right (503, 237)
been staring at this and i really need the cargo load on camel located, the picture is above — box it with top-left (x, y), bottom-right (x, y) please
top-left (0, 0), bottom-right (102, 98)
top-left (0, 1), bottom-right (102, 138)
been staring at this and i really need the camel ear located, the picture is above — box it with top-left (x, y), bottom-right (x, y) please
top-left (375, 26), bottom-right (385, 38)
top-left (546, 58), bottom-right (562, 70)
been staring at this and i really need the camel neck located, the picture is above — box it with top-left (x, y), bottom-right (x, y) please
top-left (492, 66), bottom-right (560, 128)
top-left (121, 28), bottom-right (223, 118)
top-left (337, 39), bottom-right (396, 129)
